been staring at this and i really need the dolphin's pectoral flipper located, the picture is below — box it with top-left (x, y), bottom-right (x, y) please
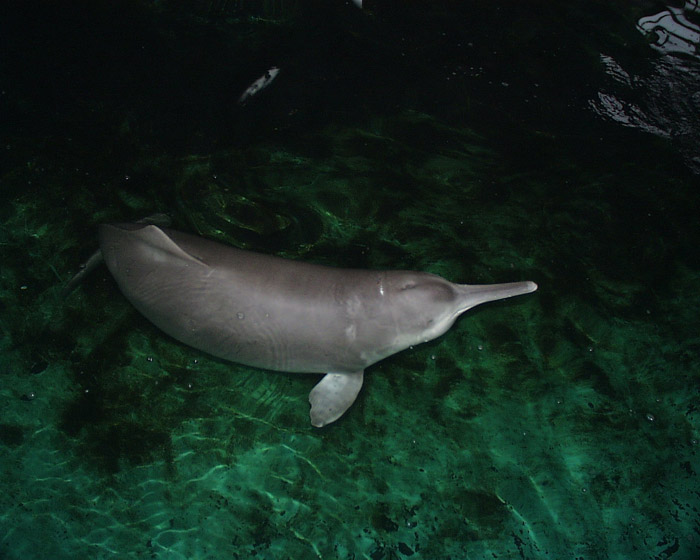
top-left (309, 371), bottom-right (364, 427)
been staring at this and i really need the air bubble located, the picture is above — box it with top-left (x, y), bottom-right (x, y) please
top-left (237, 312), bottom-right (245, 320)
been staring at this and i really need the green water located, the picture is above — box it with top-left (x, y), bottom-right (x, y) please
top-left (1, 2), bottom-right (698, 559)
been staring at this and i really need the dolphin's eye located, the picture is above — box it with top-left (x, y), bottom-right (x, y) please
top-left (401, 282), bottom-right (416, 291)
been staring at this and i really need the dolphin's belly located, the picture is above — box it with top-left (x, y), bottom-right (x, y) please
top-left (152, 268), bottom-right (369, 373)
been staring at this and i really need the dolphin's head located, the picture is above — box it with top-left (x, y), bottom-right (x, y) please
top-left (382, 272), bottom-right (537, 351)
top-left (385, 272), bottom-right (464, 346)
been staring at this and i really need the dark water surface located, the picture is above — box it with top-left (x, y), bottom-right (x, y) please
top-left (1, 1), bottom-right (699, 558)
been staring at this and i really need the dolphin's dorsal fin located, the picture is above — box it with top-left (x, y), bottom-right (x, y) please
top-left (309, 371), bottom-right (364, 427)
top-left (137, 225), bottom-right (208, 268)
top-left (64, 215), bottom-right (175, 296)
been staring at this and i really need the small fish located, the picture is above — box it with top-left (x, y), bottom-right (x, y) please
top-left (238, 66), bottom-right (280, 105)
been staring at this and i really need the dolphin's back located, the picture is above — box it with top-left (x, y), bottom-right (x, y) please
top-left (99, 223), bottom-right (376, 374)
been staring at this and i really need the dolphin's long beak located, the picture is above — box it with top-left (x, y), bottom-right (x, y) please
top-left (457, 281), bottom-right (538, 312)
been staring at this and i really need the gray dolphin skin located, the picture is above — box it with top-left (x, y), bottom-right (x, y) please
top-left (99, 223), bottom-right (537, 427)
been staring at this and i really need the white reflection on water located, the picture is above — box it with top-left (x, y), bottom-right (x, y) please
top-left (590, 1), bottom-right (700, 173)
